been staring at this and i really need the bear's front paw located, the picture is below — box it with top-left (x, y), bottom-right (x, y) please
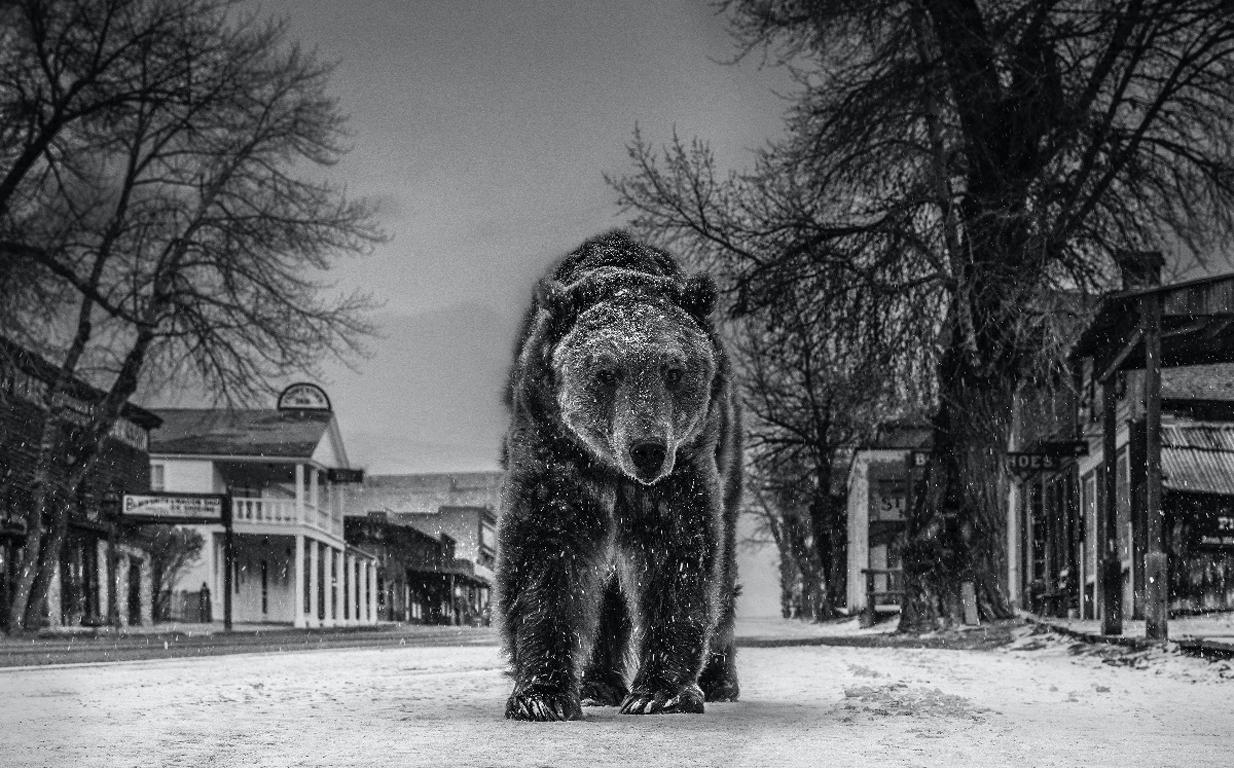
top-left (505, 690), bottom-right (583, 721)
top-left (619, 683), bottom-right (705, 715)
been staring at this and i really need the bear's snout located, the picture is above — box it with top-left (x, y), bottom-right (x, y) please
top-left (629, 439), bottom-right (669, 483)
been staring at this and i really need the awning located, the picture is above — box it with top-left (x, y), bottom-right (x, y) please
top-left (1162, 424), bottom-right (1234, 495)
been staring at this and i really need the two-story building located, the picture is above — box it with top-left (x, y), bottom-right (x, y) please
top-left (149, 383), bottom-right (377, 628)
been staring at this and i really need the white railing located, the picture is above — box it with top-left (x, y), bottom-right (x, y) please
top-left (232, 497), bottom-right (297, 525)
top-left (231, 497), bottom-right (341, 537)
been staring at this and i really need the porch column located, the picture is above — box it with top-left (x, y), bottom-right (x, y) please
top-left (368, 562), bottom-right (377, 623)
top-left (294, 463), bottom-right (306, 525)
top-left (1143, 292), bottom-right (1168, 641)
top-left (333, 548), bottom-right (344, 627)
top-left (360, 560), bottom-right (367, 627)
top-left (1101, 378), bottom-right (1122, 634)
top-left (310, 467), bottom-right (319, 515)
top-left (308, 539), bottom-right (320, 628)
top-left (348, 553), bottom-right (359, 625)
top-left (292, 533), bottom-right (306, 628)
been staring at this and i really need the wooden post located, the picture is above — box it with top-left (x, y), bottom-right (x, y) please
top-left (1143, 293), bottom-right (1168, 641)
top-left (1101, 379), bottom-right (1122, 635)
top-left (292, 533), bottom-right (305, 628)
top-left (223, 497), bottom-right (234, 632)
top-left (308, 538), bottom-right (319, 627)
top-left (107, 523), bottom-right (121, 630)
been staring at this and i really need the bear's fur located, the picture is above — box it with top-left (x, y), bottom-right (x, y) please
top-left (497, 230), bottom-right (741, 721)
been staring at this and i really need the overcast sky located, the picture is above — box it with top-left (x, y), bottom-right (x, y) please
top-left (249, 0), bottom-right (791, 475)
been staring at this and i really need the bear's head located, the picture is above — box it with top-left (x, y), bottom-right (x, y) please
top-left (542, 269), bottom-right (719, 485)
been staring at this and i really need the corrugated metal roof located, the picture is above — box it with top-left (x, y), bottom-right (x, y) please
top-left (1162, 424), bottom-right (1234, 495)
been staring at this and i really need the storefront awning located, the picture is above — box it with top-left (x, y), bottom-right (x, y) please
top-left (1162, 424), bottom-right (1234, 495)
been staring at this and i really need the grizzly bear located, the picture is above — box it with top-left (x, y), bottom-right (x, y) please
top-left (497, 230), bottom-right (741, 721)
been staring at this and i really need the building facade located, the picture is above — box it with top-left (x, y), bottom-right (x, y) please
top-left (149, 384), bottom-right (377, 628)
top-left (845, 424), bottom-right (931, 615)
top-left (1, 341), bottom-right (160, 632)
top-left (347, 472), bottom-right (499, 625)
top-left (1009, 363), bottom-right (1234, 620)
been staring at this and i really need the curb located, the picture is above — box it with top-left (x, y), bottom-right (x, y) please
top-left (1022, 612), bottom-right (1234, 659)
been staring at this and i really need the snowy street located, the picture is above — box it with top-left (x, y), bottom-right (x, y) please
top-left (3, 621), bottom-right (1230, 768)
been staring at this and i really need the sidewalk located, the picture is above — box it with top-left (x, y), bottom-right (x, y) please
top-left (1021, 610), bottom-right (1234, 656)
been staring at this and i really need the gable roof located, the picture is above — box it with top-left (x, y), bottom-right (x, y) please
top-left (150, 408), bottom-right (334, 459)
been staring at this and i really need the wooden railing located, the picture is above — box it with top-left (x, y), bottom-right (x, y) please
top-left (231, 497), bottom-right (342, 537)
top-left (860, 567), bottom-right (903, 627)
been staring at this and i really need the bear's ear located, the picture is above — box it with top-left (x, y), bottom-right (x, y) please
top-left (536, 279), bottom-right (572, 318)
top-left (678, 273), bottom-right (718, 322)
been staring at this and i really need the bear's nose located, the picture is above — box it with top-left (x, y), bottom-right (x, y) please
top-left (630, 440), bottom-right (667, 478)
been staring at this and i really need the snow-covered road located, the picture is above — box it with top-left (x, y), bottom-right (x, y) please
top-left (2, 624), bottom-right (1229, 768)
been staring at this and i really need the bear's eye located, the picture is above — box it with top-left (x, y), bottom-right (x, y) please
top-left (596, 369), bottom-right (619, 386)
top-left (665, 367), bottom-right (684, 386)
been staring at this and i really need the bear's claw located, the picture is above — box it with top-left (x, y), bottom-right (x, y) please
top-left (619, 683), bottom-right (705, 715)
top-left (505, 691), bottom-right (583, 721)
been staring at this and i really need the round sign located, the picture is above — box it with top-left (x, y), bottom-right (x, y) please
top-left (277, 382), bottom-right (332, 411)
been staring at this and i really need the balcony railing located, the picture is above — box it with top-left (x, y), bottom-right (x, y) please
top-left (231, 497), bottom-right (342, 538)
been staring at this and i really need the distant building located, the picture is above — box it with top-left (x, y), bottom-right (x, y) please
top-left (347, 472), bottom-right (501, 625)
top-left (1, 340), bottom-right (161, 631)
top-left (148, 383), bottom-right (377, 627)
top-left (845, 423), bottom-right (931, 616)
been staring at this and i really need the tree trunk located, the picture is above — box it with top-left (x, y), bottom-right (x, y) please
top-left (900, 341), bottom-right (1016, 632)
top-left (24, 488), bottom-right (71, 628)
top-left (6, 418), bottom-right (67, 631)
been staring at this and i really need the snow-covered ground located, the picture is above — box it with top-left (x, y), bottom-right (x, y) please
top-left (2, 623), bottom-right (1229, 768)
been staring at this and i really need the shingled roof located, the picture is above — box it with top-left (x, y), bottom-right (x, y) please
top-left (150, 408), bottom-right (333, 458)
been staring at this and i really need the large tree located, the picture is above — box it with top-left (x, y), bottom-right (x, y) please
top-left (613, 1), bottom-right (1234, 630)
top-left (1, 0), bottom-right (379, 631)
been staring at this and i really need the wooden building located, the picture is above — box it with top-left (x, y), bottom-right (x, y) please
top-left (1, 340), bottom-right (161, 631)
top-left (1013, 266), bottom-right (1234, 638)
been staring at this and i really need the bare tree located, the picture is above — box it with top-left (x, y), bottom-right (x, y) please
top-left (613, 1), bottom-right (1234, 630)
top-left (732, 271), bottom-right (925, 619)
top-left (133, 525), bottom-right (204, 622)
top-left (2, 0), bottom-right (381, 631)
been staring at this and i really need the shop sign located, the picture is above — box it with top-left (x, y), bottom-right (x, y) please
top-left (907, 450), bottom-right (931, 468)
top-left (122, 493), bottom-right (226, 523)
top-left (2, 367), bottom-right (148, 450)
top-left (1005, 452), bottom-right (1061, 472)
top-left (1194, 512), bottom-right (1234, 549)
top-left (277, 382), bottom-right (332, 411)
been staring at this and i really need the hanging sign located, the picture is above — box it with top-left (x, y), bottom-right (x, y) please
top-left (277, 382), bottom-right (332, 412)
top-left (327, 468), bottom-right (365, 484)
top-left (1004, 453), bottom-right (1062, 472)
top-left (122, 492), bottom-right (228, 524)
